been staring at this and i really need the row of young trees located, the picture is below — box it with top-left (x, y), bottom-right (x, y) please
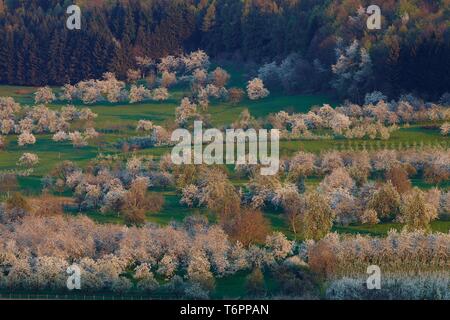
top-left (119, 93), bottom-right (449, 154)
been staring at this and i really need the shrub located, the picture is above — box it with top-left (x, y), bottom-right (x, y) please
top-left (245, 268), bottom-right (266, 297)
top-left (17, 153), bottom-right (39, 168)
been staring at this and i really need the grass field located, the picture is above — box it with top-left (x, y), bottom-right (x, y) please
top-left (0, 68), bottom-right (449, 238)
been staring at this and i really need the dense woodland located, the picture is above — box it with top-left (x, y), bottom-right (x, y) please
top-left (0, 0), bottom-right (449, 101)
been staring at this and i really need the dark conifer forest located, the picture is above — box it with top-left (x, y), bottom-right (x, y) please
top-left (0, 0), bottom-right (449, 101)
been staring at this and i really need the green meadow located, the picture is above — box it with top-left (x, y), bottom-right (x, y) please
top-left (0, 70), bottom-right (449, 237)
